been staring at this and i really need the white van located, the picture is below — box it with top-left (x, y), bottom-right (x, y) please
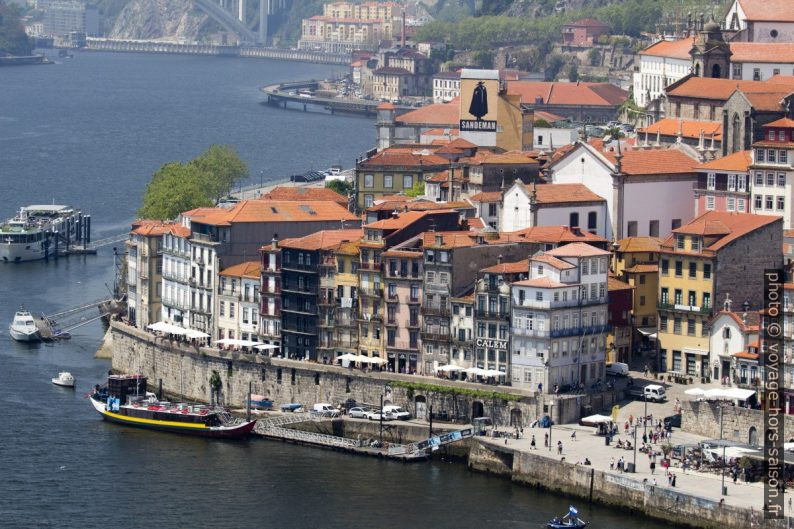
top-left (644, 384), bottom-right (666, 402)
top-left (606, 362), bottom-right (629, 376)
top-left (313, 403), bottom-right (341, 417)
top-left (382, 405), bottom-right (411, 420)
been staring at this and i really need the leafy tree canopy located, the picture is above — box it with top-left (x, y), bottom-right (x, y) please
top-left (137, 145), bottom-right (248, 220)
top-left (0, 1), bottom-right (33, 57)
top-left (326, 179), bottom-right (353, 197)
top-left (405, 180), bottom-right (425, 198)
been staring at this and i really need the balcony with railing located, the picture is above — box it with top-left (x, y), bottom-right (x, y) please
top-left (657, 301), bottom-right (712, 315)
top-left (191, 303), bottom-right (212, 315)
top-left (162, 245), bottom-right (190, 258)
top-left (162, 297), bottom-right (190, 311)
top-left (549, 324), bottom-right (612, 338)
top-left (386, 339), bottom-right (419, 350)
top-left (358, 261), bottom-right (382, 271)
top-left (359, 285), bottom-right (383, 297)
top-left (190, 232), bottom-right (220, 245)
top-left (514, 296), bottom-right (608, 310)
top-left (281, 261), bottom-right (319, 273)
top-left (421, 330), bottom-right (450, 342)
top-left (358, 311), bottom-right (383, 322)
top-left (421, 303), bottom-right (450, 317)
top-left (474, 308), bottom-right (509, 320)
top-left (384, 268), bottom-right (421, 280)
top-left (162, 269), bottom-right (189, 283)
top-left (281, 283), bottom-right (316, 295)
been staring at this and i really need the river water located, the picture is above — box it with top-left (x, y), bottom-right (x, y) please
top-left (0, 51), bottom-right (664, 528)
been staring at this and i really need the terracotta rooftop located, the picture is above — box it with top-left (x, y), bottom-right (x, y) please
top-left (382, 249), bottom-right (423, 258)
top-left (730, 43), bottom-right (794, 64)
top-left (395, 99), bottom-right (460, 126)
top-left (422, 231), bottom-right (528, 249)
top-left (219, 260), bottom-right (260, 279)
top-left (599, 147), bottom-right (699, 175)
top-left (511, 225), bottom-right (607, 244)
top-left (367, 199), bottom-right (473, 213)
top-left (364, 209), bottom-right (448, 230)
top-left (130, 220), bottom-right (189, 237)
top-left (608, 276), bottom-right (635, 291)
top-left (737, 0), bottom-right (794, 22)
top-left (666, 76), bottom-right (794, 101)
top-left (637, 118), bottom-right (723, 141)
top-left (639, 37), bottom-right (695, 60)
top-left (695, 150), bottom-right (751, 172)
top-left (533, 183), bottom-right (604, 204)
top-left (546, 241), bottom-right (611, 257)
top-left (184, 200), bottom-right (358, 226)
top-left (475, 150), bottom-right (539, 165)
top-left (480, 258), bottom-right (529, 274)
top-left (741, 92), bottom-right (790, 112)
top-left (534, 110), bottom-right (567, 123)
top-left (664, 211), bottom-right (781, 252)
top-left (359, 148), bottom-right (449, 168)
top-left (280, 229), bottom-right (363, 251)
top-left (710, 310), bottom-right (761, 333)
top-left (617, 236), bottom-right (663, 253)
top-left (467, 217), bottom-right (486, 230)
top-left (512, 277), bottom-right (567, 288)
top-left (260, 186), bottom-right (347, 205)
top-left (373, 66), bottom-right (412, 76)
top-left (531, 253), bottom-right (576, 270)
top-left (377, 102), bottom-right (396, 110)
top-left (763, 117), bottom-right (794, 128)
top-left (507, 80), bottom-right (628, 107)
top-left (469, 191), bottom-right (502, 203)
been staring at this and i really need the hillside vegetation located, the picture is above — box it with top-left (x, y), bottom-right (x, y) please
top-left (0, 1), bottom-right (32, 56)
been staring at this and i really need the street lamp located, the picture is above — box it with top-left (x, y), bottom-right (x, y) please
top-left (548, 400), bottom-right (555, 452)
top-left (720, 403), bottom-right (727, 496)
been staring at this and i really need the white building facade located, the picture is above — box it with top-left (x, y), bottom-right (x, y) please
top-left (510, 243), bottom-right (610, 393)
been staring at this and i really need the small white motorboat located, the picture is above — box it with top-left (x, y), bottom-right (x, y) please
top-left (9, 310), bottom-right (41, 342)
top-left (52, 372), bottom-right (75, 388)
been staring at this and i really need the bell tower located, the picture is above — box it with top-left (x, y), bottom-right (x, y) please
top-left (690, 18), bottom-right (732, 79)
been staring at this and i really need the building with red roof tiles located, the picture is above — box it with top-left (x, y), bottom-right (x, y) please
top-left (636, 118), bottom-right (722, 149)
top-left (561, 18), bottom-right (609, 46)
top-left (748, 118), bottom-right (794, 228)
top-left (614, 236), bottom-right (663, 343)
top-left (724, 0), bottom-right (794, 43)
top-left (509, 225), bottom-right (608, 249)
top-left (693, 150), bottom-right (751, 217)
top-left (500, 181), bottom-right (607, 237)
top-left (657, 211), bottom-right (782, 375)
top-left (506, 79), bottom-right (628, 124)
top-left (362, 209), bottom-right (460, 248)
top-left (259, 186), bottom-right (347, 206)
top-left (549, 141), bottom-right (700, 240)
top-left (216, 260), bottom-right (262, 348)
top-left (298, 1), bottom-right (401, 53)
top-left (708, 308), bottom-right (761, 383)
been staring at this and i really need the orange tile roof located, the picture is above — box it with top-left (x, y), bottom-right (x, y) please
top-left (695, 150), bottom-right (751, 172)
top-left (422, 231), bottom-right (529, 249)
top-left (623, 263), bottom-right (659, 273)
top-left (763, 117), bottom-right (794, 128)
top-left (546, 241), bottom-right (611, 257)
top-left (534, 110), bottom-right (567, 123)
top-left (395, 99), bottom-right (460, 126)
top-left (531, 253), bottom-right (576, 270)
top-left (476, 150), bottom-right (539, 165)
top-left (617, 236), bottom-right (663, 253)
top-left (637, 118), bottom-right (723, 141)
top-left (260, 186), bottom-right (347, 205)
top-left (467, 217), bottom-right (485, 230)
top-left (185, 200), bottom-right (358, 226)
top-left (364, 209), bottom-right (447, 230)
top-left (513, 277), bottom-right (567, 288)
top-left (666, 76), bottom-right (794, 101)
top-left (219, 260), bottom-right (260, 279)
top-left (367, 199), bottom-right (473, 213)
top-left (360, 148), bottom-right (449, 168)
top-left (608, 276), bottom-right (635, 291)
top-left (377, 102), bottom-right (396, 110)
top-left (737, 0), bottom-right (794, 22)
top-left (507, 80), bottom-right (628, 107)
top-left (130, 220), bottom-right (189, 237)
top-left (469, 191), bottom-right (502, 203)
top-left (785, 229), bottom-right (794, 238)
top-left (639, 38), bottom-right (695, 60)
top-left (664, 211), bottom-right (781, 252)
top-left (511, 225), bottom-right (607, 244)
top-left (730, 42), bottom-right (794, 64)
top-left (710, 310), bottom-right (761, 333)
top-left (280, 229), bottom-right (363, 251)
top-left (480, 258), bottom-right (529, 274)
top-left (382, 249), bottom-right (422, 258)
top-left (741, 91), bottom-right (790, 111)
top-left (733, 350), bottom-right (759, 360)
top-left (534, 183), bottom-right (604, 204)
top-left (600, 147), bottom-right (699, 175)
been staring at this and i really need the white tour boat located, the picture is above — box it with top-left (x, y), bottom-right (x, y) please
top-left (9, 310), bottom-right (41, 342)
top-left (52, 372), bottom-right (75, 388)
top-left (0, 205), bottom-right (82, 262)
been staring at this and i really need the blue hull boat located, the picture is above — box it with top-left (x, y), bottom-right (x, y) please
top-left (548, 506), bottom-right (587, 529)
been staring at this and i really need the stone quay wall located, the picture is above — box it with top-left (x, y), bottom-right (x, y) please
top-left (681, 401), bottom-right (794, 443)
top-left (468, 439), bottom-right (784, 529)
top-left (110, 322), bottom-right (621, 426)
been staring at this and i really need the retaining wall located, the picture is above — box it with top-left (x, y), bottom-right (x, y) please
top-left (681, 400), bottom-right (794, 443)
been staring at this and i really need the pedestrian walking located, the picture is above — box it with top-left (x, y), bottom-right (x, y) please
top-left (545, 432), bottom-right (549, 447)
top-left (530, 435), bottom-right (536, 450)
top-left (652, 477), bottom-right (657, 488)
top-left (557, 440), bottom-right (563, 455)
top-left (650, 461), bottom-right (656, 474)
top-left (667, 472), bottom-right (672, 486)
top-left (672, 474), bottom-right (677, 487)
top-left (571, 430), bottom-right (577, 441)
top-left (610, 457), bottom-right (615, 470)
top-left (643, 433), bottom-right (648, 444)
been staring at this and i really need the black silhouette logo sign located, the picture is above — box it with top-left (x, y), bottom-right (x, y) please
top-left (461, 80), bottom-right (497, 132)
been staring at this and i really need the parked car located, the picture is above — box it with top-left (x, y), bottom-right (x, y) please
top-left (382, 405), bottom-right (411, 420)
top-left (663, 414), bottom-right (681, 431)
top-left (348, 406), bottom-right (369, 419)
top-left (365, 409), bottom-right (394, 421)
top-left (606, 362), bottom-right (629, 377)
top-left (313, 403), bottom-right (341, 417)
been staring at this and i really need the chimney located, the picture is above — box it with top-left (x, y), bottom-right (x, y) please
top-left (435, 234), bottom-right (443, 246)
top-left (476, 235), bottom-right (485, 245)
top-left (271, 236), bottom-right (278, 250)
top-left (497, 254), bottom-right (503, 265)
top-left (571, 226), bottom-right (582, 236)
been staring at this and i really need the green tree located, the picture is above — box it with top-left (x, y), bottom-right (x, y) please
top-left (587, 48), bottom-right (602, 67)
top-left (137, 162), bottom-right (214, 220)
top-left (544, 54), bottom-right (565, 81)
top-left (567, 63), bottom-right (579, 82)
top-left (326, 179), bottom-right (353, 197)
top-left (190, 145), bottom-right (248, 202)
top-left (0, 2), bottom-right (33, 56)
top-left (471, 49), bottom-right (494, 69)
top-left (405, 180), bottom-right (425, 198)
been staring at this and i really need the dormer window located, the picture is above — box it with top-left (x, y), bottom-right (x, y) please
top-left (676, 235), bottom-right (685, 250)
top-left (537, 265), bottom-right (544, 275)
top-left (780, 131), bottom-right (787, 142)
top-left (769, 130), bottom-right (776, 141)
top-left (691, 237), bottom-right (700, 252)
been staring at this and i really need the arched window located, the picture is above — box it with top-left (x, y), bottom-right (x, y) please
top-left (694, 63), bottom-right (701, 77)
top-left (711, 64), bottom-right (721, 78)
top-left (749, 426), bottom-right (758, 446)
top-left (732, 113), bottom-right (741, 153)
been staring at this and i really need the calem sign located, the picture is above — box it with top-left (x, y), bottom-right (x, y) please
top-left (459, 69), bottom-right (500, 134)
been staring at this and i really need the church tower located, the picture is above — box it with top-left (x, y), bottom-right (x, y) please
top-left (690, 19), bottom-right (732, 79)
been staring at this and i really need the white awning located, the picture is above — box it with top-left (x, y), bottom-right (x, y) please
top-left (581, 414), bottom-right (613, 425)
top-left (254, 344), bottom-right (279, 350)
top-left (184, 329), bottom-right (209, 339)
top-left (215, 338), bottom-right (259, 348)
top-left (337, 353), bottom-right (359, 362)
top-left (436, 364), bottom-right (464, 372)
top-left (684, 388), bottom-right (707, 396)
top-left (147, 322), bottom-right (186, 335)
top-left (686, 387), bottom-right (756, 401)
top-left (463, 367), bottom-right (489, 376)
